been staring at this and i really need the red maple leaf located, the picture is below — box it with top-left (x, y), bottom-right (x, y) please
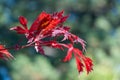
top-left (62, 44), bottom-right (93, 74)
top-left (10, 16), bottom-right (28, 34)
top-left (10, 10), bottom-right (93, 74)
top-left (0, 45), bottom-right (14, 60)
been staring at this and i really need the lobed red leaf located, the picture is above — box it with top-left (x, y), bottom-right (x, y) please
top-left (0, 45), bottom-right (14, 60)
top-left (10, 26), bottom-right (27, 34)
top-left (29, 12), bottom-right (51, 33)
top-left (19, 16), bottom-right (28, 29)
top-left (75, 55), bottom-right (84, 73)
top-left (63, 46), bottom-right (73, 62)
top-left (10, 11), bottom-right (93, 75)
top-left (83, 57), bottom-right (93, 74)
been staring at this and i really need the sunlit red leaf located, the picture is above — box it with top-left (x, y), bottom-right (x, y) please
top-left (42, 41), bottom-right (63, 50)
top-left (73, 48), bottom-right (83, 57)
top-left (29, 12), bottom-right (51, 32)
top-left (40, 19), bottom-right (60, 35)
top-left (83, 57), bottom-right (93, 74)
top-left (74, 49), bottom-right (93, 74)
top-left (0, 45), bottom-right (14, 60)
top-left (62, 44), bottom-right (93, 74)
top-left (63, 46), bottom-right (73, 62)
top-left (10, 26), bottom-right (27, 34)
top-left (75, 55), bottom-right (84, 73)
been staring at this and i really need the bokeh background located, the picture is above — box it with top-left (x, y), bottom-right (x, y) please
top-left (0, 0), bottom-right (120, 80)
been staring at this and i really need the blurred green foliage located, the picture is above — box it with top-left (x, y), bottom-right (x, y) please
top-left (0, 0), bottom-right (120, 80)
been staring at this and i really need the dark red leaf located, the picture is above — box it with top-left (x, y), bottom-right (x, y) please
top-left (19, 16), bottom-right (28, 29)
top-left (75, 55), bottom-right (84, 73)
top-left (56, 10), bottom-right (64, 18)
top-left (60, 15), bottom-right (69, 23)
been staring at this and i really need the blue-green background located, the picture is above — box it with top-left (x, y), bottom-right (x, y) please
top-left (0, 0), bottom-right (120, 80)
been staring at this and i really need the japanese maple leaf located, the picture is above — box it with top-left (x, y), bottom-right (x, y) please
top-left (0, 45), bottom-right (13, 60)
top-left (10, 10), bottom-right (68, 52)
top-left (10, 10), bottom-right (93, 74)
top-left (10, 10), bottom-right (68, 42)
top-left (62, 44), bottom-right (93, 74)
top-left (10, 16), bottom-right (28, 34)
